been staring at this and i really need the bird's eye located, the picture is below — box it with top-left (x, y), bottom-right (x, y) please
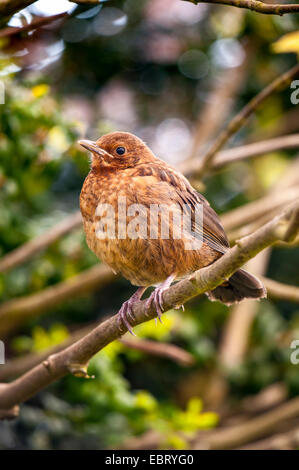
top-left (116, 146), bottom-right (126, 156)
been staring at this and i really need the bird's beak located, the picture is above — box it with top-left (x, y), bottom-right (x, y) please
top-left (78, 140), bottom-right (108, 159)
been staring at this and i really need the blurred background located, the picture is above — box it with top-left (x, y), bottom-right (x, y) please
top-left (0, 0), bottom-right (299, 450)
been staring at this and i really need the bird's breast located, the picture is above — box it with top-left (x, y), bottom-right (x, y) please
top-left (80, 170), bottom-right (220, 286)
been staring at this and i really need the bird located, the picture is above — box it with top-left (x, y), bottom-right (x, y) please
top-left (79, 131), bottom-right (266, 333)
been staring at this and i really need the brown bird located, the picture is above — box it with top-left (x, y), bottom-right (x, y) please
top-left (79, 132), bottom-right (266, 333)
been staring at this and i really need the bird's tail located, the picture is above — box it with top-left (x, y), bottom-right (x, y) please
top-left (206, 268), bottom-right (267, 306)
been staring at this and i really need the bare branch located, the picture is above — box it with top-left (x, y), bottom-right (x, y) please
top-left (239, 426), bottom-right (299, 450)
top-left (184, 0), bottom-right (299, 16)
top-left (187, 59), bottom-right (248, 161)
top-left (0, 212), bottom-right (81, 273)
top-left (193, 396), bottom-right (299, 449)
top-left (0, 264), bottom-right (115, 337)
top-left (120, 337), bottom-right (195, 366)
top-left (192, 63), bottom-right (299, 178)
top-left (263, 277), bottom-right (299, 303)
top-left (0, 200), bottom-right (298, 412)
top-left (181, 134), bottom-right (299, 175)
top-left (0, 329), bottom-right (194, 382)
top-left (212, 134), bottom-right (299, 169)
top-left (240, 383), bottom-right (288, 415)
top-left (218, 249), bottom-right (270, 370)
top-left (0, 12), bottom-right (67, 37)
top-left (221, 186), bottom-right (299, 231)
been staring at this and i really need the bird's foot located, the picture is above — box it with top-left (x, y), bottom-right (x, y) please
top-left (118, 287), bottom-right (146, 336)
top-left (145, 274), bottom-right (176, 323)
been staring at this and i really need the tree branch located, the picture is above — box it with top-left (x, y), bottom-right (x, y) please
top-left (192, 63), bottom-right (299, 179)
top-left (0, 12), bottom-right (68, 38)
top-left (0, 264), bottom-right (115, 337)
top-left (0, 200), bottom-right (298, 412)
top-left (221, 186), bottom-right (299, 231)
top-left (186, 58), bottom-right (248, 161)
top-left (193, 396), bottom-right (299, 449)
top-left (0, 328), bottom-right (194, 382)
top-left (209, 134), bottom-right (299, 170)
top-left (120, 337), bottom-right (195, 366)
top-left (184, 0), bottom-right (299, 16)
top-left (239, 426), bottom-right (299, 450)
top-left (0, 212), bottom-right (82, 273)
top-left (262, 276), bottom-right (299, 303)
top-left (181, 134), bottom-right (299, 175)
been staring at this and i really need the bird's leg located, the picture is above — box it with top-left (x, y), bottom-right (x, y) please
top-left (146, 274), bottom-right (176, 323)
top-left (118, 286), bottom-right (147, 336)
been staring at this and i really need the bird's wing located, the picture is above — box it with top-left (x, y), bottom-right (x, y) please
top-left (130, 163), bottom-right (229, 254)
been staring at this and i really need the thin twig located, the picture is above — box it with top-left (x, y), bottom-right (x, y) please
top-left (181, 134), bottom-right (299, 176)
top-left (221, 186), bottom-right (299, 231)
top-left (238, 426), bottom-right (299, 450)
top-left (0, 13), bottom-right (68, 38)
top-left (0, 264), bottom-right (115, 337)
top-left (219, 249), bottom-right (271, 369)
top-left (187, 59), bottom-right (248, 161)
top-left (0, 212), bottom-right (82, 273)
top-left (193, 396), bottom-right (299, 449)
top-left (193, 63), bottom-right (299, 178)
top-left (184, 0), bottom-right (299, 16)
top-left (182, 134), bottom-right (299, 175)
top-left (262, 277), bottom-right (299, 303)
top-left (120, 337), bottom-right (195, 366)
top-left (0, 327), bottom-right (194, 382)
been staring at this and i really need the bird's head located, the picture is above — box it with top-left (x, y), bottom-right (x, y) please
top-left (78, 131), bottom-right (155, 172)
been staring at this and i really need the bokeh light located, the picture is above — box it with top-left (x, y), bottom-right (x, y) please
top-left (154, 118), bottom-right (191, 163)
top-left (210, 38), bottom-right (245, 69)
top-left (178, 50), bottom-right (209, 80)
top-left (93, 7), bottom-right (128, 37)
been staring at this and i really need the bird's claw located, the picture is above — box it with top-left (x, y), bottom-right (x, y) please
top-left (117, 287), bottom-right (146, 336)
top-left (118, 300), bottom-right (137, 336)
top-left (146, 286), bottom-right (168, 324)
top-left (145, 274), bottom-right (176, 324)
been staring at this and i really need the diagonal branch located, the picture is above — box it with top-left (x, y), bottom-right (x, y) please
top-left (193, 396), bottom-right (299, 449)
top-left (221, 186), bottom-right (299, 231)
top-left (0, 200), bottom-right (298, 413)
top-left (0, 329), bottom-right (194, 382)
top-left (263, 276), bottom-right (299, 302)
top-left (184, 0), bottom-right (299, 16)
top-left (192, 63), bottom-right (299, 179)
top-left (0, 264), bottom-right (115, 337)
top-left (0, 12), bottom-right (68, 38)
top-left (0, 212), bottom-right (82, 273)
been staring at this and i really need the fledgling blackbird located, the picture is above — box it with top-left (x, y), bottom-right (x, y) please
top-left (79, 132), bottom-right (266, 332)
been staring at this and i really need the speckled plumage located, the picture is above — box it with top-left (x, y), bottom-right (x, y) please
top-left (79, 132), bottom-right (266, 309)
